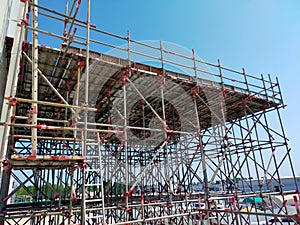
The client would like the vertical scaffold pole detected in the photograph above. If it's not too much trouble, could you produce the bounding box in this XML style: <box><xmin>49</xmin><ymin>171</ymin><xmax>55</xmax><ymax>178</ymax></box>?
<box><xmin>97</xmin><ymin>133</ymin><xmax>106</xmax><ymax>224</ymax></box>
<box><xmin>191</xmin><ymin>48</ymin><xmax>207</xmax><ymax>225</ymax></box>
<box><xmin>81</xmin><ymin>0</ymin><xmax>91</xmax><ymax>224</ymax></box>
<box><xmin>159</xmin><ymin>41</ymin><xmax>172</xmax><ymax>197</ymax></box>
<box><xmin>192</xmin><ymin>49</ymin><xmax>209</xmax><ymax>203</ymax></box>
<box><xmin>31</xmin><ymin>0</ymin><xmax>39</xmax><ymax>156</ymax></box>
<box><xmin>124</xmin><ymin>30</ymin><xmax>130</xmax><ymax>222</ymax></box>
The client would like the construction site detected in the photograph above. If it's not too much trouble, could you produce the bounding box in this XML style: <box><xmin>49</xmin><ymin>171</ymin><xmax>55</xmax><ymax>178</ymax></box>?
<box><xmin>0</xmin><ymin>1</ymin><xmax>299</xmax><ymax>225</ymax></box>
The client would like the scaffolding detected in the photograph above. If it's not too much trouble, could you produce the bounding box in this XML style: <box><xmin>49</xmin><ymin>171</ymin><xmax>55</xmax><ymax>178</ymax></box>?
<box><xmin>0</xmin><ymin>1</ymin><xmax>299</xmax><ymax>224</ymax></box>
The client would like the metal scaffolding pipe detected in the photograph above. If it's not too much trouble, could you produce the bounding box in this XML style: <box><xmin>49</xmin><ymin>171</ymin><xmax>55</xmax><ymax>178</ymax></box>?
<box><xmin>31</xmin><ymin>0</ymin><xmax>39</xmax><ymax>156</ymax></box>
<box><xmin>0</xmin><ymin>2</ymin><xmax>296</xmax><ymax>225</ymax></box>
<box><xmin>81</xmin><ymin>0</ymin><xmax>91</xmax><ymax>223</ymax></box>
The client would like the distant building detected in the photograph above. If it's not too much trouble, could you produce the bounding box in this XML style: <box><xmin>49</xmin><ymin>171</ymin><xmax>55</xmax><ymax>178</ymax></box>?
<box><xmin>238</xmin><ymin>176</ymin><xmax>300</xmax><ymax>193</ymax></box>
<box><xmin>191</xmin><ymin>176</ymin><xmax>300</xmax><ymax>193</ymax></box>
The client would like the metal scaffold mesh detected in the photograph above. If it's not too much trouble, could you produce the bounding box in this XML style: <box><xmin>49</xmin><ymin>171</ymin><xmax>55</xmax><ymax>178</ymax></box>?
<box><xmin>0</xmin><ymin>1</ymin><xmax>299</xmax><ymax>225</ymax></box>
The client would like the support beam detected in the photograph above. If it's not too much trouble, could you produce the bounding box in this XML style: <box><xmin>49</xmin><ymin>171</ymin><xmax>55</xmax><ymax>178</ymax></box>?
<box><xmin>31</xmin><ymin>0</ymin><xmax>38</xmax><ymax>155</ymax></box>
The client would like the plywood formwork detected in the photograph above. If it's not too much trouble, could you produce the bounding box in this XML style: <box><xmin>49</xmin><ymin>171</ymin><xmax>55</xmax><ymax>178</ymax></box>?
<box><xmin>0</xmin><ymin>1</ymin><xmax>299</xmax><ymax>225</ymax></box>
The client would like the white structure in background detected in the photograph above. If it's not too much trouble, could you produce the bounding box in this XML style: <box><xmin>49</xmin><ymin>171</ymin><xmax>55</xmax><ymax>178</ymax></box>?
<box><xmin>0</xmin><ymin>0</ymin><xmax>20</xmax><ymax>111</ymax></box>
<box><xmin>0</xmin><ymin>0</ymin><xmax>20</xmax><ymax>120</ymax></box>
<box><xmin>0</xmin><ymin>0</ymin><xmax>21</xmax><ymax>204</ymax></box>
<box><xmin>0</xmin><ymin>0</ymin><xmax>20</xmax><ymax>39</ymax></box>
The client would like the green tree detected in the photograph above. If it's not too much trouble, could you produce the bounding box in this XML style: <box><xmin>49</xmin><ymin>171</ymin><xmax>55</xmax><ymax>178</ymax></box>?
<box><xmin>16</xmin><ymin>185</ymin><xmax>34</xmax><ymax>196</ymax></box>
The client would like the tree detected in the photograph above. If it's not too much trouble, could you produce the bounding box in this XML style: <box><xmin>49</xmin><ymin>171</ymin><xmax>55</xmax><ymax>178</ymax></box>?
<box><xmin>16</xmin><ymin>183</ymin><xmax>71</xmax><ymax>199</ymax></box>
<box><xmin>16</xmin><ymin>185</ymin><xmax>34</xmax><ymax>196</ymax></box>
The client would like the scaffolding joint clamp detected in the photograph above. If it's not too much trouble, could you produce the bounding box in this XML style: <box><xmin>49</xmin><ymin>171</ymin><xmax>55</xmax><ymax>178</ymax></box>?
<box><xmin>21</xmin><ymin>13</ymin><xmax>30</xmax><ymax>27</ymax></box>
<box><xmin>191</xmin><ymin>85</ymin><xmax>199</xmax><ymax>97</ymax></box>
<box><xmin>2</xmin><ymin>160</ymin><xmax>12</xmax><ymax>173</ymax></box>
<box><xmin>8</xmin><ymin>96</ymin><xmax>17</xmax><ymax>106</ymax></box>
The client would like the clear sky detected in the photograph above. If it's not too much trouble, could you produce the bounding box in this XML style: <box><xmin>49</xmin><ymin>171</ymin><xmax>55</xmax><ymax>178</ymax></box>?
<box><xmin>40</xmin><ymin>0</ymin><xmax>300</xmax><ymax>174</ymax></box>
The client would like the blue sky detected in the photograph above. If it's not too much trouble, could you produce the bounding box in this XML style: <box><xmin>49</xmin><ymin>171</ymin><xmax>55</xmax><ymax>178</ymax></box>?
<box><xmin>40</xmin><ymin>0</ymin><xmax>300</xmax><ymax>174</ymax></box>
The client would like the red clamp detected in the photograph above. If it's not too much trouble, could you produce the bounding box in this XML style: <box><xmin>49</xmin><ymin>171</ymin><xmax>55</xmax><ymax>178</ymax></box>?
<box><xmin>2</xmin><ymin>160</ymin><xmax>12</xmax><ymax>173</ymax></box>
<box><xmin>164</xmin><ymin>136</ymin><xmax>170</xmax><ymax>143</ymax></box>
<box><xmin>64</xmin><ymin>18</ymin><xmax>68</xmax><ymax>26</ymax></box>
<box><xmin>242</xmin><ymin>99</ymin><xmax>247</xmax><ymax>110</ymax></box>
<box><xmin>27</xmin><ymin>155</ymin><xmax>37</xmax><ymax>160</ymax></box>
<box><xmin>140</xmin><ymin>99</ymin><xmax>145</xmax><ymax>109</ymax></box>
<box><xmin>8</xmin><ymin>97</ymin><xmax>17</xmax><ymax>106</ymax></box>
<box><xmin>248</xmin><ymin>95</ymin><xmax>254</xmax><ymax>102</ymax></box>
<box><xmin>63</xmin><ymin>28</ymin><xmax>67</xmax><ymax>39</ymax></box>
<box><xmin>223</xmin><ymin>89</ymin><xmax>228</xmax><ymax>98</ymax></box>
<box><xmin>70</xmin><ymin>28</ymin><xmax>77</xmax><ymax>43</ymax></box>
<box><xmin>78</xmin><ymin>162</ymin><xmax>86</xmax><ymax>170</ymax></box>
<box><xmin>192</xmin><ymin>85</ymin><xmax>199</xmax><ymax>97</ymax></box>
<box><xmin>29</xmin><ymin>107</ymin><xmax>38</xmax><ymax>115</ymax></box>
<box><xmin>122</xmin><ymin>70</ymin><xmax>127</xmax><ymax>87</ymax></box>
<box><xmin>294</xmin><ymin>195</ymin><xmax>300</xmax><ymax>211</ymax></box>
<box><xmin>125</xmin><ymin>189</ymin><xmax>133</xmax><ymax>197</ymax></box>
<box><xmin>21</xmin><ymin>13</ymin><xmax>29</xmax><ymax>26</ymax></box>
<box><xmin>22</xmin><ymin>40</ymin><xmax>29</xmax><ymax>52</ymax></box>
<box><xmin>77</xmin><ymin>0</ymin><xmax>81</xmax><ymax>8</ymax></box>
<box><xmin>36</xmin><ymin>124</ymin><xmax>55</xmax><ymax>130</ymax></box>
<box><xmin>10</xmin><ymin>115</ymin><xmax>16</xmax><ymax>123</ymax></box>
<box><xmin>50</xmin><ymin>156</ymin><xmax>59</xmax><ymax>160</ymax></box>
<box><xmin>77</xmin><ymin>58</ymin><xmax>85</xmax><ymax>70</ymax></box>
<box><xmin>100</xmin><ymin>137</ymin><xmax>105</xmax><ymax>144</ymax></box>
